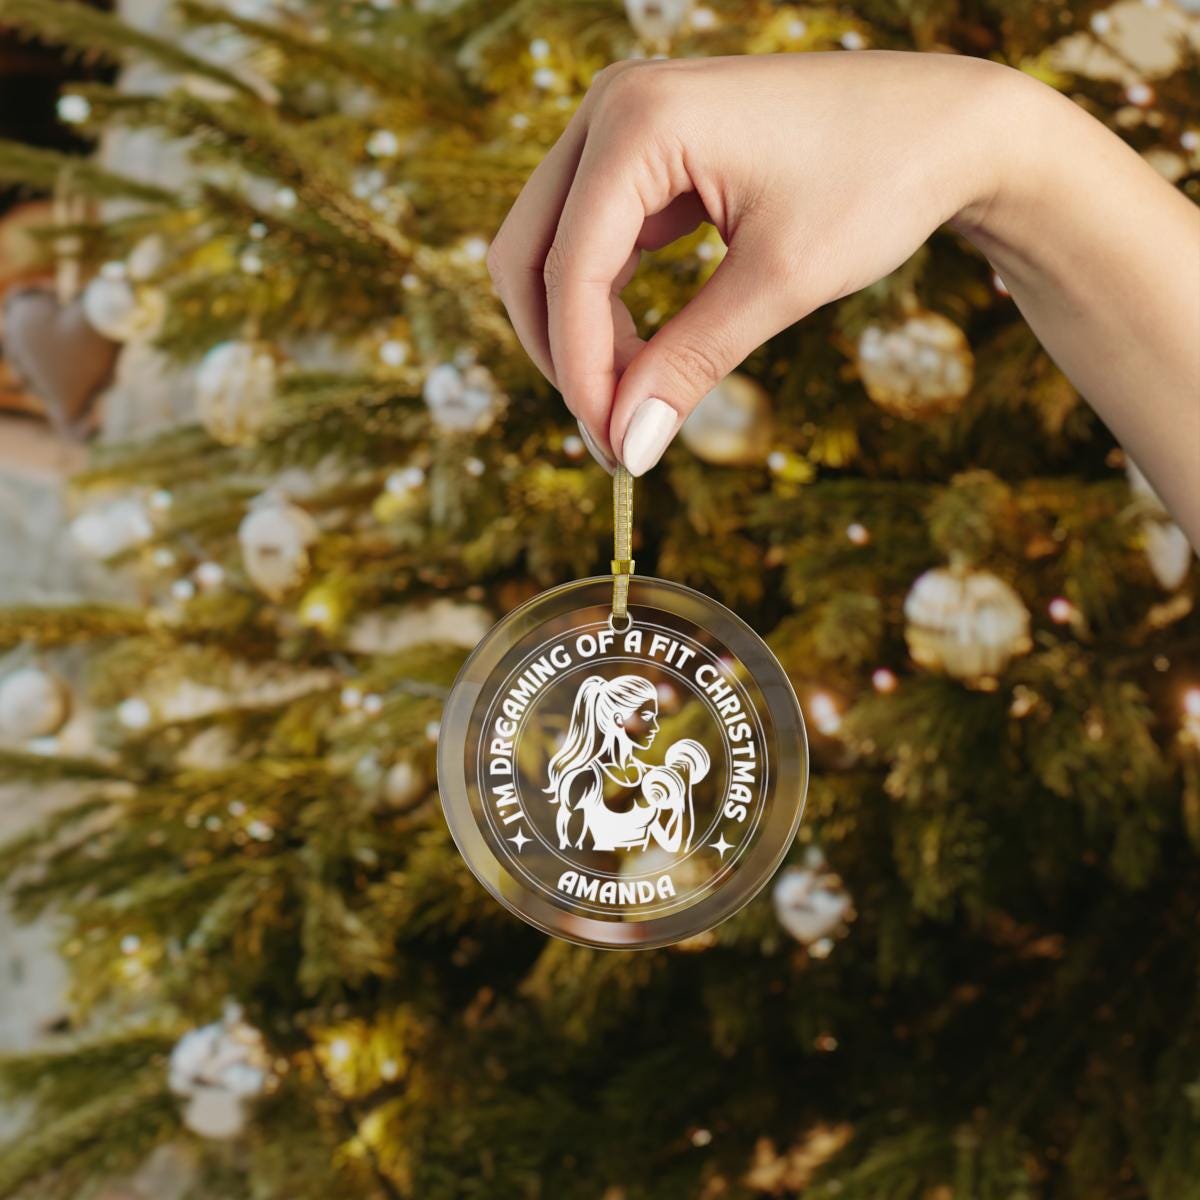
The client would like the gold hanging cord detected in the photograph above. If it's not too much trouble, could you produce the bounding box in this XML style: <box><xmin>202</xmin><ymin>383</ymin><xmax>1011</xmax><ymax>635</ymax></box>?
<box><xmin>611</xmin><ymin>465</ymin><xmax>634</xmax><ymax>625</ymax></box>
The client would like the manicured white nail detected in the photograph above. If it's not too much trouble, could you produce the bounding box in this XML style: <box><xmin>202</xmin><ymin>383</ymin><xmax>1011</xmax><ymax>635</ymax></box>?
<box><xmin>577</xmin><ymin>419</ymin><xmax>616</xmax><ymax>474</ymax></box>
<box><xmin>621</xmin><ymin>397</ymin><xmax>678</xmax><ymax>477</ymax></box>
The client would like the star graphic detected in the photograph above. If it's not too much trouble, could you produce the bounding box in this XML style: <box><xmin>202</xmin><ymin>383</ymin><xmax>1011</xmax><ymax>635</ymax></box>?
<box><xmin>509</xmin><ymin>828</ymin><xmax>531</xmax><ymax>852</ymax></box>
<box><xmin>710</xmin><ymin>834</ymin><xmax>734</xmax><ymax>859</ymax></box>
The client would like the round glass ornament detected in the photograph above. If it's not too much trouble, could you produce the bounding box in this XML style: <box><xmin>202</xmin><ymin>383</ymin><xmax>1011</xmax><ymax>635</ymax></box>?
<box><xmin>438</xmin><ymin>575</ymin><xmax>808</xmax><ymax>949</ymax></box>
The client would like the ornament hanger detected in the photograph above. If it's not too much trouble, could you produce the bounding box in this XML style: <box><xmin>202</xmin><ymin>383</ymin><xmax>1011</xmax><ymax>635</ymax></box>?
<box><xmin>611</xmin><ymin>465</ymin><xmax>634</xmax><ymax>630</ymax></box>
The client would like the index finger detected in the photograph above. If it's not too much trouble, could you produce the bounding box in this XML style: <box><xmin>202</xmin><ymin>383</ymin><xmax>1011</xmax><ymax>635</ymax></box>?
<box><xmin>545</xmin><ymin>134</ymin><xmax>663</xmax><ymax>452</ymax></box>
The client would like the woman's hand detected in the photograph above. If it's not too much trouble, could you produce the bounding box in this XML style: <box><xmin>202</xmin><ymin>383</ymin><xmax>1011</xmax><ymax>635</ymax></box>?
<box><xmin>486</xmin><ymin>51</ymin><xmax>1200</xmax><ymax>543</ymax></box>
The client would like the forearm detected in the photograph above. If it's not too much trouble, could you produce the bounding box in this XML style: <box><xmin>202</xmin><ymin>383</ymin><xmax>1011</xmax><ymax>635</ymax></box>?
<box><xmin>950</xmin><ymin>68</ymin><xmax>1200</xmax><ymax>546</ymax></box>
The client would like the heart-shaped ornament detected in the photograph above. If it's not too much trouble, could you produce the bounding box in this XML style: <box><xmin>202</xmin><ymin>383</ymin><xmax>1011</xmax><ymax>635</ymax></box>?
<box><xmin>3</xmin><ymin>285</ymin><xmax>119</xmax><ymax>436</ymax></box>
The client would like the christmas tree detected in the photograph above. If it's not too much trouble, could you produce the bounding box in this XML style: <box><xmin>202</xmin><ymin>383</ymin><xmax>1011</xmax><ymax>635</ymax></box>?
<box><xmin>1</xmin><ymin>1</ymin><xmax>1198</xmax><ymax>1197</ymax></box>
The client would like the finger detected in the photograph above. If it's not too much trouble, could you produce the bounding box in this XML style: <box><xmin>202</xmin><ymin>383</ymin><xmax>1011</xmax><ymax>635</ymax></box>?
<box><xmin>546</xmin><ymin>135</ymin><xmax>672</xmax><ymax>449</ymax></box>
<box><xmin>578</xmin><ymin>288</ymin><xmax>646</xmax><ymax>474</ymax></box>
<box><xmin>611</xmin><ymin>233</ymin><xmax>799</xmax><ymax>476</ymax></box>
<box><xmin>486</xmin><ymin>113</ymin><xmax>592</xmax><ymax>388</ymax></box>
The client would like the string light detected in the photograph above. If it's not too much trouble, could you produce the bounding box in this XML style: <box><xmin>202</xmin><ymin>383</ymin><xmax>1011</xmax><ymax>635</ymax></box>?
<box><xmin>379</xmin><ymin>338</ymin><xmax>409</xmax><ymax>367</ymax></box>
<box><xmin>341</xmin><ymin>686</ymin><xmax>363</xmax><ymax>710</ymax></box>
<box><xmin>366</xmin><ymin>129</ymin><xmax>400</xmax><ymax>158</ymax></box>
<box><xmin>1125</xmin><ymin>82</ymin><xmax>1154</xmax><ymax>108</ymax></box>
<box><xmin>57</xmin><ymin>94</ymin><xmax>91</xmax><ymax>124</ymax></box>
<box><xmin>195</xmin><ymin>562</ymin><xmax>225</xmax><ymax>590</ymax></box>
<box><xmin>1183</xmin><ymin>688</ymin><xmax>1200</xmax><ymax>740</ymax></box>
<box><xmin>1048</xmin><ymin>597</ymin><xmax>1074</xmax><ymax>624</ymax></box>
<box><xmin>329</xmin><ymin>1038</ymin><xmax>352</xmax><ymax>1064</ymax></box>
<box><xmin>871</xmin><ymin>668</ymin><xmax>898</xmax><ymax>694</ymax></box>
<box><xmin>117</xmin><ymin>697</ymin><xmax>152</xmax><ymax>730</ymax></box>
<box><xmin>846</xmin><ymin>522</ymin><xmax>870</xmax><ymax>546</ymax></box>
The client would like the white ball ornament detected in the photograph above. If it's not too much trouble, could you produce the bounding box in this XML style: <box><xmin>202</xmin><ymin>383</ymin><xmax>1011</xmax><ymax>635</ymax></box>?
<box><xmin>679</xmin><ymin>372</ymin><xmax>773</xmax><ymax>467</ymax></box>
<box><xmin>82</xmin><ymin>265</ymin><xmax>165</xmax><ymax>342</ymax></box>
<box><xmin>195</xmin><ymin>341</ymin><xmax>280</xmax><ymax>446</ymax></box>
<box><xmin>904</xmin><ymin>564</ymin><xmax>1032</xmax><ymax>684</ymax></box>
<box><xmin>0</xmin><ymin>667</ymin><xmax>71</xmax><ymax>740</ymax></box>
<box><xmin>384</xmin><ymin>759</ymin><xmax>426</xmax><ymax>809</ymax></box>
<box><xmin>625</xmin><ymin>0</ymin><xmax>693</xmax><ymax>44</ymax></box>
<box><xmin>70</xmin><ymin>497</ymin><xmax>154</xmax><ymax>560</ymax></box>
<box><xmin>169</xmin><ymin>1003</ymin><xmax>275</xmax><ymax>1140</ymax></box>
<box><xmin>238</xmin><ymin>498</ymin><xmax>319</xmax><ymax>600</ymax></box>
<box><xmin>772</xmin><ymin>851</ymin><xmax>855</xmax><ymax>948</ymax></box>
<box><xmin>422</xmin><ymin>361</ymin><xmax>502</xmax><ymax>434</ymax></box>
<box><xmin>857</xmin><ymin>310</ymin><xmax>974</xmax><ymax>419</ymax></box>
<box><xmin>1126</xmin><ymin>460</ymin><xmax>1193</xmax><ymax>590</ymax></box>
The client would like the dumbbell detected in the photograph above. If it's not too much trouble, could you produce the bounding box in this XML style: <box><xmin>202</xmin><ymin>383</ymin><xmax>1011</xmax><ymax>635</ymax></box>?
<box><xmin>664</xmin><ymin>738</ymin><xmax>710</xmax><ymax>785</ymax></box>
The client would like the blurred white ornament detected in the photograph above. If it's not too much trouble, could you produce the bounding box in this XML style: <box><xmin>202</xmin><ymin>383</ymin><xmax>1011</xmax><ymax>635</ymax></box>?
<box><xmin>531</xmin><ymin>67</ymin><xmax>558</xmax><ymax>90</ymax></box>
<box><xmin>0</xmin><ymin>667</ymin><xmax>71</xmax><ymax>740</ymax></box>
<box><xmin>346</xmin><ymin>598</ymin><xmax>493</xmax><ymax>654</ymax></box>
<box><xmin>625</xmin><ymin>0</ymin><xmax>693</xmax><ymax>44</ymax></box>
<box><xmin>169</xmin><ymin>1003</ymin><xmax>275</xmax><ymax>1141</ymax></box>
<box><xmin>904</xmin><ymin>565</ymin><xmax>1032</xmax><ymax>683</ymax></box>
<box><xmin>680</xmin><ymin>372</ymin><xmax>773</xmax><ymax>466</ymax></box>
<box><xmin>772</xmin><ymin>851</ymin><xmax>854</xmax><ymax>947</ymax></box>
<box><xmin>82</xmin><ymin>265</ymin><xmax>166</xmax><ymax>342</ymax></box>
<box><xmin>70</xmin><ymin>497</ymin><xmax>154</xmax><ymax>560</ymax></box>
<box><xmin>171</xmin><ymin>579</ymin><xmax>197</xmax><ymax>602</ymax></box>
<box><xmin>422</xmin><ymin>361</ymin><xmax>502</xmax><ymax>433</ymax></box>
<box><xmin>196</xmin><ymin>341</ymin><xmax>279</xmax><ymax>446</ymax></box>
<box><xmin>1126</xmin><ymin>460</ymin><xmax>1193</xmax><ymax>589</ymax></box>
<box><xmin>857</xmin><ymin>311</ymin><xmax>974</xmax><ymax>419</ymax></box>
<box><xmin>127</xmin><ymin>235</ymin><xmax>166</xmax><ymax>280</ymax></box>
<box><xmin>239</xmin><ymin>251</ymin><xmax>264</xmax><ymax>275</ymax></box>
<box><xmin>238</xmin><ymin>498</ymin><xmax>319</xmax><ymax>600</ymax></box>
<box><xmin>274</xmin><ymin>187</ymin><xmax>298</xmax><ymax>211</ymax></box>
<box><xmin>840</xmin><ymin>30</ymin><xmax>866</xmax><ymax>49</ymax></box>
<box><xmin>384</xmin><ymin>759</ymin><xmax>426</xmax><ymax>808</ymax></box>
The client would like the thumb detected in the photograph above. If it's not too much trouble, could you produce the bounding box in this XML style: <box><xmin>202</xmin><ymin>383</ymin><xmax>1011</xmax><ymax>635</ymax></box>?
<box><xmin>609</xmin><ymin>235</ymin><xmax>797</xmax><ymax>476</ymax></box>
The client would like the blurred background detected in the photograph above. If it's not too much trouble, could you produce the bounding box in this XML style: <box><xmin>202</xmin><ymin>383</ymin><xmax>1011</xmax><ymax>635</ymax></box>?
<box><xmin>0</xmin><ymin>1</ymin><xmax>1197</xmax><ymax>1197</ymax></box>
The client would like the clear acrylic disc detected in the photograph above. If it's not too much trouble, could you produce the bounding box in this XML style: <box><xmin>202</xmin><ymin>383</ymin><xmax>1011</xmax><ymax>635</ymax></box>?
<box><xmin>438</xmin><ymin>576</ymin><xmax>808</xmax><ymax>949</ymax></box>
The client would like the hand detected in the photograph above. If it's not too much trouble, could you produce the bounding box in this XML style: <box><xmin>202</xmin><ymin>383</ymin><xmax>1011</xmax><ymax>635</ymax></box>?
<box><xmin>487</xmin><ymin>51</ymin><xmax>1012</xmax><ymax>473</ymax></box>
<box><xmin>488</xmin><ymin>52</ymin><xmax>1200</xmax><ymax>545</ymax></box>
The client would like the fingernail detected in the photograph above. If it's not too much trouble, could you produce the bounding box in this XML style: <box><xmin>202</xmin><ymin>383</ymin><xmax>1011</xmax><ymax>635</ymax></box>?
<box><xmin>621</xmin><ymin>397</ymin><xmax>678</xmax><ymax>477</ymax></box>
<box><xmin>577</xmin><ymin>419</ymin><xmax>616</xmax><ymax>474</ymax></box>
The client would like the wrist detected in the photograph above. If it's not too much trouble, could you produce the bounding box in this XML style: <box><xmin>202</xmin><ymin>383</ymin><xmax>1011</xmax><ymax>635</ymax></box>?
<box><xmin>947</xmin><ymin>63</ymin><xmax>1062</xmax><ymax>242</ymax></box>
<box><xmin>947</xmin><ymin>65</ymin><xmax>1106</xmax><ymax>288</ymax></box>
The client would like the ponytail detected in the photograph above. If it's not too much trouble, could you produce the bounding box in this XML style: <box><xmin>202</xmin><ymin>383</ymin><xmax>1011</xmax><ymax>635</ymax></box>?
<box><xmin>545</xmin><ymin>675</ymin><xmax>607</xmax><ymax>793</ymax></box>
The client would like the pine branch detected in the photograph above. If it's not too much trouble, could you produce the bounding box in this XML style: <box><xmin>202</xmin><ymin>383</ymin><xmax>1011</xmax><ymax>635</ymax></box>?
<box><xmin>0</xmin><ymin>0</ymin><xmax>258</xmax><ymax>95</ymax></box>
<box><xmin>0</xmin><ymin>139</ymin><xmax>175</xmax><ymax>205</ymax></box>
<box><xmin>0</xmin><ymin>605</ymin><xmax>147</xmax><ymax>649</ymax></box>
